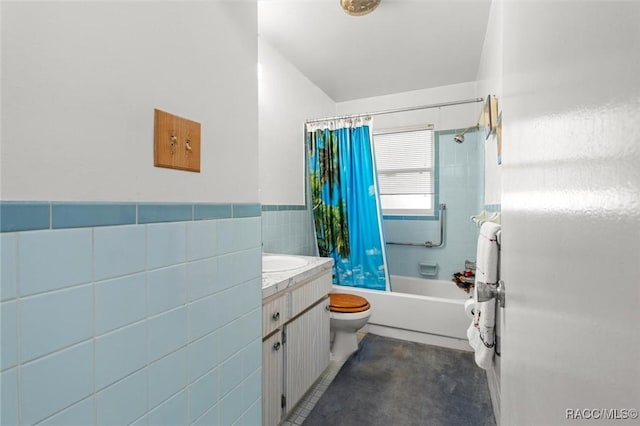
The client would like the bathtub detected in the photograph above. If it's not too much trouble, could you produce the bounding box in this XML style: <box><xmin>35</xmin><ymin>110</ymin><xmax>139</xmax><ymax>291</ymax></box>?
<box><xmin>333</xmin><ymin>275</ymin><xmax>473</xmax><ymax>351</ymax></box>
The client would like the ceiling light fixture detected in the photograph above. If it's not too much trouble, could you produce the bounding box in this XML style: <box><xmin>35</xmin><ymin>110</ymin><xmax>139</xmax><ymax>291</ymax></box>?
<box><xmin>340</xmin><ymin>0</ymin><xmax>381</xmax><ymax>17</ymax></box>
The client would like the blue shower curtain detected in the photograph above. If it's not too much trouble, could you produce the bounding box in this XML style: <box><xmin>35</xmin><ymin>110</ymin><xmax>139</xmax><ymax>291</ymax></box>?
<box><xmin>306</xmin><ymin>118</ymin><xmax>389</xmax><ymax>291</ymax></box>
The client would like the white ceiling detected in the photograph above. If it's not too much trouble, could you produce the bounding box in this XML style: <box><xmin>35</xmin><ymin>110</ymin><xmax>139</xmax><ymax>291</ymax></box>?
<box><xmin>258</xmin><ymin>0</ymin><xmax>492</xmax><ymax>102</ymax></box>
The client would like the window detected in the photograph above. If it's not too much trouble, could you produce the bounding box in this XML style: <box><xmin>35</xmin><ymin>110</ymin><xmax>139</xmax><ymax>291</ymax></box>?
<box><xmin>373</xmin><ymin>126</ymin><xmax>435</xmax><ymax>216</ymax></box>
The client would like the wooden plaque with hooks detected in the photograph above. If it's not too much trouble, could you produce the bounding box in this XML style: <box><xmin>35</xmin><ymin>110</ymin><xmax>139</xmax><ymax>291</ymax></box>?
<box><xmin>154</xmin><ymin>109</ymin><xmax>201</xmax><ymax>172</ymax></box>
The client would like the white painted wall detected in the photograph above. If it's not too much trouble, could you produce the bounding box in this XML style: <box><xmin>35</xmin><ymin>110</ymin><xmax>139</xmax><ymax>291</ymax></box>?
<box><xmin>476</xmin><ymin>1</ymin><xmax>503</xmax><ymax>206</ymax></box>
<box><xmin>336</xmin><ymin>81</ymin><xmax>481</xmax><ymax>132</ymax></box>
<box><xmin>500</xmin><ymin>1</ymin><xmax>640</xmax><ymax>424</ymax></box>
<box><xmin>1</xmin><ymin>1</ymin><xmax>258</xmax><ymax>202</ymax></box>
<box><xmin>258</xmin><ymin>38</ymin><xmax>335</xmax><ymax>205</ymax></box>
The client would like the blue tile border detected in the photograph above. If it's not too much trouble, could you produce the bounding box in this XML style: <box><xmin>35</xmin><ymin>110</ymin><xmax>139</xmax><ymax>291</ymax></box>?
<box><xmin>261</xmin><ymin>205</ymin><xmax>307</xmax><ymax>212</ymax></box>
<box><xmin>138</xmin><ymin>203</ymin><xmax>193</xmax><ymax>224</ymax></box>
<box><xmin>0</xmin><ymin>202</ymin><xmax>50</xmax><ymax>232</ymax></box>
<box><xmin>194</xmin><ymin>204</ymin><xmax>232</xmax><ymax>220</ymax></box>
<box><xmin>52</xmin><ymin>203</ymin><xmax>136</xmax><ymax>229</ymax></box>
<box><xmin>232</xmin><ymin>204</ymin><xmax>262</xmax><ymax>218</ymax></box>
<box><xmin>0</xmin><ymin>202</ymin><xmax>261</xmax><ymax>232</ymax></box>
<box><xmin>484</xmin><ymin>203</ymin><xmax>502</xmax><ymax>212</ymax></box>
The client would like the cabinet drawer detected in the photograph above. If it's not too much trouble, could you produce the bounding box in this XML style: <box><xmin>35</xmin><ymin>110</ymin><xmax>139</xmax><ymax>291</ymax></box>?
<box><xmin>263</xmin><ymin>294</ymin><xmax>287</xmax><ymax>337</ymax></box>
<box><xmin>290</xmin><ymin>273</ymin><xmax>332</xmax><ymax>318</ymax></box>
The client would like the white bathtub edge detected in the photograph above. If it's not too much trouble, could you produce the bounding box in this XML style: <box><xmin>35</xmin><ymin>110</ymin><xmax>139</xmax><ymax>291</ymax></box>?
<box><xmin>333</xmin><ymin>284</ymin><xmax>470</xmax><ymax>340</ymax></box>
<box><xmin>366</xmin><ymin>324</ymin><xmax>473</xmax><ymax>352</ymax></box>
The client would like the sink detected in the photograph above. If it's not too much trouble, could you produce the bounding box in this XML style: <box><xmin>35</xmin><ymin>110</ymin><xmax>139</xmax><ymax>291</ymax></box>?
<box><xmin>263</xmin><ymin>255</ymin><xmax>309</xmax><ymax>273</ymax></box>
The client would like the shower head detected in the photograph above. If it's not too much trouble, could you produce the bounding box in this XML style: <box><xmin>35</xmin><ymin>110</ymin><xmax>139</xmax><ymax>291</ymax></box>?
<box><xmin>453</xmin><ymin>124</ymin><xmax>479</xmax><ymax>144</ymax></box>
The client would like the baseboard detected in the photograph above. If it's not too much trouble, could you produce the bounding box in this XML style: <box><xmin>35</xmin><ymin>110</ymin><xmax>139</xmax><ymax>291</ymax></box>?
<box><xmin>366</xmin><ymin>324</ymin><xmax>473</xmax><ymax>352</ymax></box>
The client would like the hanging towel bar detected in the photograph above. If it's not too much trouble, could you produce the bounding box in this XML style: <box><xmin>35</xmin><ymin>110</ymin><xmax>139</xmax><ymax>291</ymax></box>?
<box><xmin>386</xmin><ymin>204</ymin><xmax>446</xmax><ymax>248</ymax></box>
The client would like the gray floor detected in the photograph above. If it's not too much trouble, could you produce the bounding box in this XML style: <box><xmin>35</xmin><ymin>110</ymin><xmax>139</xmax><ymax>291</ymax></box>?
<box><xmin>302</xmin><ymin>334</ymin><xmax>496</xmax><ymax>426</ymax></box>
<box><xmin>281</xmin><ymin>360</ymin><xmax>346</xmax><ymax>426</ymax></box>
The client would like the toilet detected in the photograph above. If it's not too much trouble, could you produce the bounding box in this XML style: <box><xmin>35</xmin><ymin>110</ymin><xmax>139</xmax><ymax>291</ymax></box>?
<box><xmin>328</xmin><ymin>293</ymin><xmax>372</xmax><ymax>361</ymax></box>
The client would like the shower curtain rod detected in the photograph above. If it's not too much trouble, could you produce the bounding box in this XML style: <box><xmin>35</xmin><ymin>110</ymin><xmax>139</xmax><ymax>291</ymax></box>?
<box><xmin>305</xmin><ymin>97</ymin><xmax>484</xmax><ymax>124</ymax></box>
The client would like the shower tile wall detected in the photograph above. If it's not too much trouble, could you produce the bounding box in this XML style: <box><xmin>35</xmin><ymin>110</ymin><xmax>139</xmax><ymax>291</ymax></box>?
<box><xmin>0</xmin><ymin>202</ymin><xmax>262</xmax><ymax>426</ymax></box>
<box><xmin>383</xmin><ymin>130</ymin><xmax>484</xmax><ymax>281</ymax></box>
<box><xmin>262</xmin><ymin>207</ymin><xmax>316</xmax><ymax>256</ymax></box>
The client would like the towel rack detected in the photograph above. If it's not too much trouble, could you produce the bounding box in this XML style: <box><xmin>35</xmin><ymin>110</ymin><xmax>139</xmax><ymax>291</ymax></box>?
<box><xmin>471</xmin><ymin>211</ymin><xmax>501</xmax><ymax>227</ymax></box>
<box><xmin>386</xmin><ymin>204</ymin><xmax>446</xmax><ymax>248</ymax></box>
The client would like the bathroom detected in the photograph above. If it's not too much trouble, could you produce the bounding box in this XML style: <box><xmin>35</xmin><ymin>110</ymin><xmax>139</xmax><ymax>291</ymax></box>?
<box><xmin>1</xmin><ymin>1</ymin><xmax>639</xmax><ymax>426</ymax></box>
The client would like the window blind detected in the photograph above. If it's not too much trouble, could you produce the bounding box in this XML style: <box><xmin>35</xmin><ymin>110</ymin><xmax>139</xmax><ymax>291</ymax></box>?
<box><xmin>373</xmin><ymin>128</ymin><xmax>434</xmax><ymax>213</ymax></box>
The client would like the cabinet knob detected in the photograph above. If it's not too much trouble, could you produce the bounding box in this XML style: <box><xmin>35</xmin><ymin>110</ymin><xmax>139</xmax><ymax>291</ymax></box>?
<box><xmin>273</xmin><ymin>342</ymin><xmax>281</xmax><ymax>351</ymax></box>
<box><xmin>272</xmin><ymin>312</ymin><xmax>280</xmax><ymax>321</ymax></box>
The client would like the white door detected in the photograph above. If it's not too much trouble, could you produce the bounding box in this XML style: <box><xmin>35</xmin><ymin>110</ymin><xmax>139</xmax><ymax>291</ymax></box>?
<box><xmin>499</xmin><ymin>2</ymin><xmax>640</xmax><ymax>425</ymax></box>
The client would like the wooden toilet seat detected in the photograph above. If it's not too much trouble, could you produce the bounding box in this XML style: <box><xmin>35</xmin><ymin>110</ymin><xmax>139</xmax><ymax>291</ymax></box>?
<box><xmin>328</xmin><ymin>293</ymin><xmax>370</xmax><ymax>313</ymax></box>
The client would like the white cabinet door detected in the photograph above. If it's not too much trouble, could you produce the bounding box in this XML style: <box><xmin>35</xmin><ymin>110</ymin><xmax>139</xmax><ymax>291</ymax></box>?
<box><xmin>284</xmin><ymin>298</ymin><xmax>330</xmax><ymax>413</ymax></box>
<box><xmin>262</xmin><ymin>332</ymin><xmax>284</xmax><ymax>426</ymax></box>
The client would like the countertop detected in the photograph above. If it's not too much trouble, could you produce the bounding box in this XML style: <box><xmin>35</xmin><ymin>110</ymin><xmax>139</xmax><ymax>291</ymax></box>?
<box><xmin>262</xmin><ymin>254</ymin><xmax>334</xmax><ymax>299</ymax></box>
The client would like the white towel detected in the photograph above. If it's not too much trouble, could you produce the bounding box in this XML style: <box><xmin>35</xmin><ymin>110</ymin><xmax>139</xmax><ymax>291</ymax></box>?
<box><xmin>467</xmin><ymin>222</ymin><xmax>501</xmax><ymax>370</ymax></box>
<box><xmin>477</xmin><ymin>222</ymin><xmax>500</xmax><ymax>283</ymax></box>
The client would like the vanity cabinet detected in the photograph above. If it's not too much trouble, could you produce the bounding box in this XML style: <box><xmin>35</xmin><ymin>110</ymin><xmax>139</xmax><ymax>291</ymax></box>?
<box><xmin>262</xmin><ymin>270</ymin><xmax>332</xmax><ymax>426</ymax></box>
<box><xmin>262</xmin><ymin>331</ymin><xmax>284</xmax><ymax>426</ymax></box>
<box><xmin>285</xmin><ymin>297</ymin><xmax>330</xmax><ymax>411</ymax></box>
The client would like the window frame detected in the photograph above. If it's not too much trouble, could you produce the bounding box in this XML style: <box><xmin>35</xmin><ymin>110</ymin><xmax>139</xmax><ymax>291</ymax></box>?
<box><xmin>373</xmin><ymin>124</ymin><xmax>437</xmax><ymax>218</ymax></box>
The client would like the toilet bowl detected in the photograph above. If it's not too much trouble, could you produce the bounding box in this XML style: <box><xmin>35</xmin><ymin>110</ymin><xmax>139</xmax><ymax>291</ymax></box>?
<box><xmin>328</xmin><ymin>293</ymin><xmax>371</xmax><ymax>361</ymax></box>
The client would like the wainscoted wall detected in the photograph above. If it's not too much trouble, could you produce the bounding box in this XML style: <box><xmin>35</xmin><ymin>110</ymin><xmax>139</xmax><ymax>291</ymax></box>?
<box><xmin>0</xmin><ymin>202</ymin><xmax>262</xmax><ymax>426</ymax></box>
<box><xmin>261</xmin><ymin>206</ymin><xmax>316</xmax><ymax>256</ymax></box>
<box><xmin>383</xmin><ymin>129</ymin><xmax>483</xmax><ymax>282</ymax></box>
<box><xmin>2</xmin><ymin>2</ymin><xmax>261</xmax><ymax>424</ymax></box>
